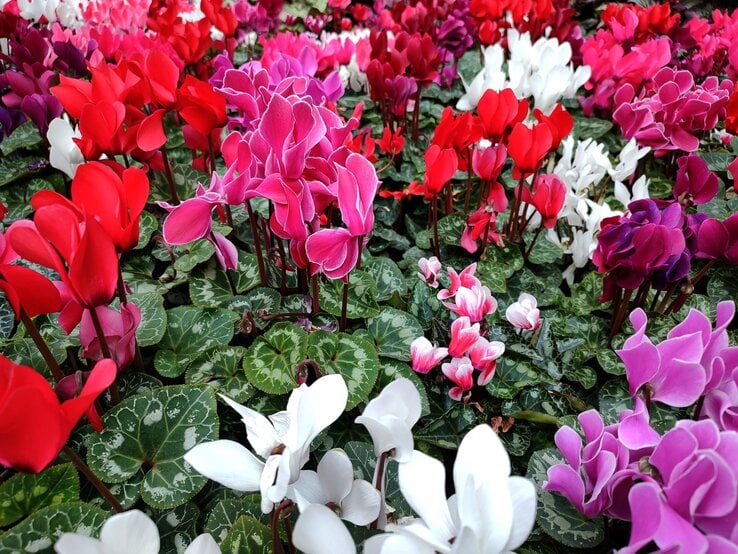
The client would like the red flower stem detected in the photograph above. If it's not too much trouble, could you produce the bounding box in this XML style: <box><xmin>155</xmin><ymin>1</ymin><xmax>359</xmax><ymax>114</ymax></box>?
<box><xmin>523</xmin><ymin>226</ymin><xmax>543</xmax><ymax>262</ymax></box>
<box><xmin>88</xmin><ymin>307</ymin><xmax>120</xmax><ymax>405</ymax></box>
<box><xmin>19</xmin><ymin>309</ymin><xmax>64</xmax><ymax>383</ymax></box>
<box><xmin>270</xmin><ymin>505</ymin><xmax>285</xmax><ymax>554</ymax></box>
<box><xmin>276</xmin><ymin>235</ymin><xmax>288</xmax><ymax>295</ymax></box>
<box><xmin>432</xmin><ymin>197</ymin><xmax>441</xmax><ymax>260</ymax></box>
<box><xmin>311</xmin><ymin>271</ymin><xmax>321</xmax><ymax>315</ymax></box>
<box><xmin>648</xmin><ymin>288</ymin><xmax>663</xmax><ymax>313</ymax></box>
<box><xmin>657</xmin><ymin>282</ymin><xmax>678</xmax><ymax>314</ymax></box>
<box><xmin>283</xmin><ymin>513</ymin><xmax>296</xmax><ymax>554</ymax></box>
<box><xmin>463</xmin><ymin>158</ymin><xmax>473</xmax><ymax>215</ymax></box>
<box><xmin>412</xmin><ymin>88</ymin><xmax>422</xmax><ymax>143</ymax></box>
<box><xmin>356</xmin><ymin>235</ymin><xmax>364</xmax><ymax>270</ymax></box>
<box><xmin>445</xmin><ymin>180</ymin><xmax>453</xmax><ymax>216</ymax></box>
<box><xmin>633</xmin><ymin>281</ymin><xmax>651</xmax><ymax>310</ymax></box>
<box><xmin>340</xmin><ymin>275</ymin><xmax>350</xmax><ymax>332</ymax></box>
<box><xmin>160</xmin><ymin>146</ymin><xmax>179</xmax><ymax>204</ymax></box>
<box><xmin>245</xmin><ymin>201</ymin><xmax>268</xmax><ymax>286</ymax></box>
<box><xmin>117</xmin><ymin>268</ymin><xmax>145</xmax><ymax>375</ymax></box>
<box><xmin>62</xmin><ymin>446</ymin><xmax>123</xmax><ymax>513</ymax></box>
<box><xmin>610</xmin><ymin>288</ymin><xmax>634</xmax><ymax>338</ymax></box>
<box><xmin>691</xmin><ymin>259</ymin><xmax>716</xmax><ymax>288</ymax></box>
<box><xmin>370</xmin><ymin>450</ymin><xmax>390</xmax><ymax>530</ymax></box>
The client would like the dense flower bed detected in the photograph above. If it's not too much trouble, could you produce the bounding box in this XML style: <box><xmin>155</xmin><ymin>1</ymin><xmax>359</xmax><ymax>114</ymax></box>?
<box><xmin>0</xmin><ymin>0</ymin><xmax>737</xmax><ymax>552</ymax></box>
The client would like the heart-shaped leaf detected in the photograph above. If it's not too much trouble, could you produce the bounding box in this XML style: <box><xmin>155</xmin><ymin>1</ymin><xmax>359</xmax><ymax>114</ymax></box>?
<box><xmin>243</xmin><ymin>322</ymin><xmax>306</xmax><ymax>394</ymax></box>
<box><xmin>0</xmin><ymin>464</ymin><xmax>79</xmax><ymax>527</ymax></box>
<box><xmin>365</xmin><ymin>308</ymin><xmax>423</xmax><ymax>361</ymax></box>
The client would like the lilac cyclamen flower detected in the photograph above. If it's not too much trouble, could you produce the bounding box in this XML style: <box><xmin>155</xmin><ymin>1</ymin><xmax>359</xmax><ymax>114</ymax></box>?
<box><xmin>622</xmin><ymin>419</ymin><xmax>738</xmax><ymax>553</ymax></box>
<box><xmin>544</xmin><ymin>399</ymin><xmax>658</xmax><ymax>520</ymax></box>
<box><xmin>505</xmin><ymin>293</ymin><xmax>541</xmax><ymax>331</ymax></box>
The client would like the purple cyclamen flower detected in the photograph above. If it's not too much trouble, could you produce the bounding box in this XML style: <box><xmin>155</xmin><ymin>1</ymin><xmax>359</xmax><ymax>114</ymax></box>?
<box><xmin>673</xmin><ymin>154</ymin><xmax>719</xmax><ymax>206</ymax></box>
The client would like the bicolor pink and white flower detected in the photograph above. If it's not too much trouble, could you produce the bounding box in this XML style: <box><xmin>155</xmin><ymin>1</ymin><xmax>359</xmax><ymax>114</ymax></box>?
<box><xmin>441</xmin><ymin>357</ymin><xmax>475</xmax><ymax>401</ymax></box>
<box><xmin>448</xmin><ymin>316</ymin><xmax>481</xmax><ymax>358</ymax></box>
<box><xmin>505</xmin><ymin>293</ymin><xmax>541</xmax><ymax>331</ymax></box>
<box><xmin>417</xmin><ymin>256</ymin><xmax>442</xmax><ymax>288</ymax></box>
<box><xmin>443</xmin><ymin>284</ymin><xmax>497</xmax><ymax>323</ymax></box>
<box><xmin>468</xmin><ymin>337</ymin><xmax>505</xmax><ymax>385</ymax></box>
<box><xmin>410</xmin><ymin>336</ymin><xmax>448</xmax><ymax>375</ymax></box>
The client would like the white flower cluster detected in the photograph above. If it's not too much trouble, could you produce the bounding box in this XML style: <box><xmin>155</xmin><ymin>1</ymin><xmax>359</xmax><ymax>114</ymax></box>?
<box><xmin>160</xmin><ymin>374</ymin><xmax>536</xmax><ymax>554</ymax></box>
<box><xmin>1</xmin><ymin>0</ymin><xmax>88</xmax><ymax>28</ymax></box>
<box><xmin>457</xmin><ymin>29</ymin><xmax>591</xmax><ymax>115</ymax></box>
<box><xmin>549</xmin><ymin>137</ymin><xmax>651</xmax><ymax>283</ymax></box>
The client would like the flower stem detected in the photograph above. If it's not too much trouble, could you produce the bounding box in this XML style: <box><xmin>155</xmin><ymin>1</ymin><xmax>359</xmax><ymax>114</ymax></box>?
<box><xmin>311</xmin><ymin>272</ymin><xmax>321</xmax><ymax>315</ymax></box>
<box><xmin>431</xmin><ymin>197</ymin><xmax>441</xmax><ymax>260</ymax></box>
<box><xmin>88</xmin><ymin>307</ymin><xmax>120</xmax><ymax>405</ymax></box>
<box><xmin>246</xmin><ymin>201</ymin><xmax>268</xmax><ymax>287</ymax></box>
<box><xmin>370</xmin><ymin>451</ymin><xmax>390</xmax><ymax>530</ymax></box>
<box><xmin>19</xmin><ymin>309</ymin><xmax>65</xmax><ymax>383</ymax></box>
<box><xmin>523</xmin><ymin>226</ymin><xmax>543</xmax><ymax>262</ymax></box>
<box><xmin>340</xmin><ymin>276</ymin><xmax>349</xmax><ymax>332</ymax></box>
<box><xmin>63</xmin><ymin>446</ymin><xmax>123</xmax><ymax>513</ymax></box>
<box><xmin>160</xmin><ymin>146</ymin><xmax>179</xmax><ymax>204</ymax></box>
<box><xmin>270</xmin><ymin>505</ymin><xmax>285</xmax><ymax>554</ymax></box>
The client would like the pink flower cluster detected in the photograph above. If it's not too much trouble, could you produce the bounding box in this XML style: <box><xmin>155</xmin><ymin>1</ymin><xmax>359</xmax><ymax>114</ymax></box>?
<box><xmin>613</xmin><ymin>67</ymin><xmax>733</xmax><ymax>155</ymax></box>
<box><xmin>546</xmin><ymin>303</ymin><xmax>738</xmax><ymax>552</ymax></box>
<box><xmin>162</xmin><ymin>50</ymin><xmax>379</xmax><ymax>280</ymax></box>
<box><xmin>412</xmin><ymin>260</ymin><xmax>503</xmax><ymax>400</ymax></box>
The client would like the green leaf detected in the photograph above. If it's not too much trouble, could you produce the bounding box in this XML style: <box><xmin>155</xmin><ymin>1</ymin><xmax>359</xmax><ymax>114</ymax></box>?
<box><xmin>185</xmin><ymin>346</ymin><xmax>254</xmax><ymax>403</ymax></box>
<box><xmin>135</xmin><ymin>211</ymin><xmax>158</xmax><ymax>250</ymax></box>
<box><xmin>220</xmin><ymin>515</ymin><xmax>272</xmax><ymax>554</ymax></box>
<box><xmin>572</xmin><ymin>116</ymin><xmax>613</xmax><ymax>141</ymax></box>
<box><xmin>238</xmin><ymin>287</ymin><xmax>282</xmax><ymax>329</ymax></box>
<box><xmin>0</xmin><ymin>293</ymin><xmax>15</xmax><ymax>339</ymax></box>
<box><xmin>0</xmin><ymin>464</ymin><xmax>79</xmax><ymax>527</ymax></box>
<box><xmin>243</xmin><ymin>322</ymin><xmax>306</xmax><ymax>394</ymax></box>
<box><xmin>375</xmin><ymin>359</ymin><xmax>430</xmax><ymax>417</ymax></box>
<box><xmin>0</xmin><ymin>178</ymin><xmax>53</xmax><ymax>222</ymax></box>
<box><xmin>559</xmin><ymin>272</ymin><xmax>604</xmax><ymax>316</ymax></box>
<box><xmin>409</xmin><ymin>281</ymin><xmax>443</xmax><ymax>329</ymax></box>
<box><xmin>319</xmin><ymin>270</ymin><xmax>380</xmax><ymax>319</ymax></box>
<box><xmin>596</xmin><ymin>349</ymin><xmax>624</xmax><ymax>376</ymax></box>
<box><xmin>598</xmin><ymin>379</ymin><xmax>631</xmax><ymax>425</ymax></box>
<box><xmin>365</xmin><ymin>308</ymin><xmax>423</xmax><ymax>361</ymax></box>
<box><xmin>205</xmin><ymin>495</ymin><xmax>268</xmax><ymax>543</ymax></box>
<box><xmin>701</xmin><ymin>151</ymin><xmax>734</xmax><ymax>173</ymax></box>
<box><xmin>189</xmin><ymin>253</ymin><xmax>262</xmax><ymax>307</ymax></box>
<box><xmin>129</xmin><ymin>292</ymin><xmax>167</xmax><ymax>347</ymax></box>
<box><xmin>477</xmin><ymin>246</ymin><xmax>524</xmax><ymax>293</ymax></box>
<box><xmin>156</xmin><ymin>307</ymin><xmax>238</xmax><ymax>377</ymax></box>
<box><xmin>153</xmin><ymin>502</ymin><xmax>200</xmax><ymax>553</ymax></box>
<box><xmin>0</xmin><ymin>156</ymin><xmax>43</xmax><ymax>188</ymax></box>
<box><xmin>526</xmin><ymin>237</ymin><xmax>563</xmax><ymax>265</ymax></box>
<box><xmin>173</xmin><ymin>240</ymin><xmax>215</xmax><ymax>272</ymax></box>
<box><xmin>86</xmin><ymin>385</ymin><xmax>219</xmax><ymax>509</ymax></box>
<box><xmin>527</xmin><ymin>449</ymin><xmax>604</xmax><ymax>549</ymax></box>
<box><xmin>486</xmin><ymin>357</ymin><xmax>548</xmax><ymax>399</ymax></box>
<box><xmin>0</xmin><ymin>502</ymin><xmax>107</xmax><ymax>554</ymax></box>
<box><xmin>306</xmin><ymin>331</ymin><xmax>380</xmax><ymax>409</ymax></box>
<box><xmin>1</xmin><ymin>122</ymin><xmax>42</xmax><ymax>156</ymax></box>
<box><xmin>414</xmin><ymin>387</ymin><xmax>478</xmax><ymax>449</ymax></box>
<box><xmin>364</xmin><ymin>257</ymin><xmax>407</xmax><ymax>301</ymax></box>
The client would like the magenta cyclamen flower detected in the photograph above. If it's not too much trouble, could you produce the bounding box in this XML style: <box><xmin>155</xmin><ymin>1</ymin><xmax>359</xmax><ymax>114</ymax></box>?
<box><xmin>467</xmin><ymin>337</ymin><xmax>504</xmax><ymax>385</ymax></box>
<box><xmin>441</xmin><ymin>357</ymin><xmax>475</xmax><ymax>401</ymax></box>
<box><xmin>437</xmin><ymin>263</ymin><xmax>480</xmax><ymax>301</ymax></box>
<box><xmin>410</xmin><ymin>337</ymin><xmax>448</xmax><ymax>374</ymax></box>
<box><xmin>623</xmin><ymin>420</ymin><xmax>738</xmax><ymax>553</ymax></box>
<box><xmin>673</xmin><ymin>154</ymin><xmax>718</xmax><ymax>206</ymax></box>
<box><xmin>544</xmin><ymin>399</ymin><xmax>658</xmax><ymax>520</ymax></box>
<box><xmin>613</xmin><ymin>67</ymin><xmax>733</xmax><ymax>154</ymax></box>
<box><xmin>443</xmin><ymin>284</ymin><xmax>497</xmax><ymax>323</ymax></box>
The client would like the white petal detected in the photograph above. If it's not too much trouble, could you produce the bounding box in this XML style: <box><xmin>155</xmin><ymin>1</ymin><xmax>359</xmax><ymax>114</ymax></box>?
<box><xmin>184</xmin><ymin>534</ymin><xmax>221</xmax><ymax>554</ymax></box>
<box><xmin>398</xmin><ymin>451</ymin><xmax>455</xmax><ymax>542</ymax></box>
<box><xmin>340</xmin><ymin>479</ymin><xmax>381</xmax><ymax>525</ymax></box>
<box><xmin>354</xmin><ymin>414</ymin><xmax>414</xmax><ymax>461</ymax></box>
<box><xmin>54</xmin><ymin>534</ymin><xmax>104</xmax><ymax>554</ymax></box>
<box><xmin>185</xmin><ymin>440</ymin><xmax>264</xmax><ymax>492</ymax></box>
<box><xmin>364</xmin><ymin>531</ymin><xmax>436</xmax><ymax>554</ymax></box>
<box><xmin>100</xmin><ymin>510</ymin><xmax>160</xmax><ymax>554</ymax></box>
<box><xmin>289</xmin><ymin>374</ymin><xmax>348</xmax><ymax>449</ymax></box>
<box><xmin>317</xmin><ymin>449</ymin><xmax>353</xmax><ymax>503</ymax></box>
<box><xmin>503</xmin><ymin>476</ymin><xmax>537</xmax><ymax>551</ymax></box>
<box><xmin>453</xmin><ymin>425</ymin><xmax>510</xmax><ymax>489</ymax></box>
<box><xmin>389</xmin><ymin>521</ymin><xmax>451</xmax><ymax>553</ymax></box>
<box><xmin>292</xmin><ymin>504</ymin><xmax>356</xmax><ymax>554</ymax></box>
<box><xmin>362</xmin><ymin>378</ymin><xmax>421</xmax><ymax>429</ymax></box>
<box><xmin>290</xmin><ymin>470</ymin><xmax>327</xmax><ymax>512</ymax></box>
<box><xmin>219</xmin><ymin>394</ymin><xmax>280</xmax><ymax>458</ymax></box>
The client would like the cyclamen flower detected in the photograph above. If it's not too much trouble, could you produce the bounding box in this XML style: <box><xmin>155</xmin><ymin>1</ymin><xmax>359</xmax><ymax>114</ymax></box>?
<box><xmin>55</xmin><ymin>510</ymin><xmax>220</xmax><ymax>554</ymax></box>
<box><xmin>441</xmin><ymin>357</ymin><xmax>475</xmax><ymax>401</ymax></box>
<box><xmin>365</xmin><ymin>425</ymin><xmax>536</xmax><ymax>553</ymax></box>
<box><xmin>673</xmin><ymin>154</ymin><xmax>718</xmax><ymax>206</ymax></box>
<box><xmin>448</xmin><ymin>316</ymin><xmax>480</xmax><ymax>358</ymax></box>
<box><xmin>505</xmin><ymin>293</ymin><xmax>541</xmax><ymax>331</ymax></box>
<box><xmin>290</xmin><ymin>449</ymin><xmax>380</xmax><ymax>526</ymax></box>
<box><xmin>410</xmin><ymin>337</ymin><xmax>448</xmax><ymax>375</ymax></box>
<box><xmin>417</xmin><ymin>256</ymin><xmax>441</xmax><ymax>288</ymax></box>
<box><xmin>437</xmin><ymin>263</ymin><xmax>481</xmax><ymax>301</ymax></box>
<box><xmin>79</xmin><ymin>304</ymin><xmax>141</xmax><ymax>371</ymax></box>
<box><xmin>467</xmin><ymin>337</ymin><xmax>505</xmax><ymax>386</ymax></box>
<box><xmin>443</xmin><ymin>284</ymin><xmax>497</xmax><ymax>323</ymax></box>
<box><xmin>47</xmin><ymin>115</ymin><xmax>84</xmax><ymax>178</ymax></box>
<box><xmin>185</xmin><ymin>374</ymin><xmax>348</xmax><ymax>513</ymax></box>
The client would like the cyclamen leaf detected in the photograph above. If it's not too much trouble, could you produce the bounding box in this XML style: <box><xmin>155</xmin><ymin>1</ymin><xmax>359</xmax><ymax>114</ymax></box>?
<box><xmin>86</xmin><ymin>385</ymin><xmax>219</xmax><ymax>509</ymax></box>
<box><xmin>366</xmin><ymin>308</ymin><xmax>424</xmax><ymax>362</ymax></box>
<box><xmin>204</xmin><ymin>495</ymin><xmax>270</xmax><ymax>543</ymax></box>
<box><xmin>243</xmin><ymin>322</ymin><xmax>307</xmax><ymax>394</ymax></box>
<box><xmin>0</xmin><ymin>463</ymin><xmax>79</xmax><ymax>527</ymax></box>
<box><xmin>319</xmin><ymin>270</ymin><xmax>380</xmax><ymax>319</ymax></box>
<box><xmin>306</xmin><ymin>331</ymin><xmax>380</xmax><ymax>409</ymax></box>
<box><xmin>364</xmin><ymin>257</ymin><xmax>407</xmax><ymax>302</ymax></box>
<box><xmin>220</xmin><ymin>515</ymin><xmax>272</xmax><ymax>554</ymax></box>
<box><xmin>0</xmin><ymin>501</ymin><xmax>107</xmax><ymax>554</ymax></box>
<box><xmin>153</xmin><ymin>502</ymin><xmax>200</xmax><ymax>554</ymax></box>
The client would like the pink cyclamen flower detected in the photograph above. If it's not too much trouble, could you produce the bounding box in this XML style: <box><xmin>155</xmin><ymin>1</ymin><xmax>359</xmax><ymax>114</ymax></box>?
<box><xmin>437</xmin><ymin>263</ymin><xmax>480</xmax><ymax>301</ymax></box>
<box><xmin>79</xmin><ymin>303</ymin><xmax>141</xmax><ymax>370</ymax></box>
<box><xmin>336</xmin><ymin>153</ymin><xmax>379</xmax><ymax>237</ymax></box>
<box><xmin>443</xmin><ymin>284</ymin><xmax>497</xmax><ymax>323</ymax></box>
<box><xmin>468</xmin><ymin>337</ymin><xmax>505</xmax><ymax>385</ymax></box>
<box><xmin>305</xmin><ymin>227</ymin><xmax>360</xmax><ymax>281</ymax></box>
<box><xmin>417</xmin><ymin>256</ymin><xmax>442</xmax><ymax>288</ymax></box>
<box><xmin>410</xmin><ymin>336</ymin><xmax>448</xmax><ymax>374</ymax></box>
<box><xmin>505</xmin><ymin>293</ymin><xmax>541</xmax><ymax>331</ymax></box>
<box><xmin>441</xmin><ymin>357</ymin><xmax>475</xmax><ymax>401</ymax></box>
<box><xmin>448</xmin><ymin>316</ymin><xmax>481</xmax><ymax>358</ymax></box>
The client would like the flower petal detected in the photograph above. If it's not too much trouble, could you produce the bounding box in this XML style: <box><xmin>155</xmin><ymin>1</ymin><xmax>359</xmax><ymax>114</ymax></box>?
<box><xmin>292</xmin><ymin>504</ymin><xmax>356</xmax><ymax>554</ymax></box>
<box><xmin>184</xmin><ymin>440</ymin><xmax>264</xmax><ymax>492</ymax></box>
<box><xmin>99</xmin><ymin>510</ymin><xmax>160</xmax><ymax>554</ymax></box>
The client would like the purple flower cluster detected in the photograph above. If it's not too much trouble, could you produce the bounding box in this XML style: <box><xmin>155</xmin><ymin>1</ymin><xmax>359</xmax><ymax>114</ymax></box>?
<box><xmin>545</xmin><ymin>302</ymin><xmax>738</xmax><ymax>552</ymax></box>
<box><xmin>594</xmin><ymin>155</ymin><xmax>738</xmax><ymax>303</ymax></box>
<box><xmin>613</xmin><ymin>67</ymin><xmax>733</xmax><ymax>155</ymax></box>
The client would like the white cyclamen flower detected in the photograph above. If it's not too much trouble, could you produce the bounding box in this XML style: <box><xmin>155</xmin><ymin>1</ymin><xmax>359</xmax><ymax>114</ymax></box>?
<box><xmin>355</xmin><ymin>378</ymin><xmax>421</xmax><ymax>463</ymax></box>
<box><xmin>614</xmin><ymin>174</ymin><xmax>650</xmax><ymax>209</ymax></box>
<box><xmin>290</xmin><ymin>448</ymin><xmax>381</xmax><ymax>525</ymax></box>
<box><xmin>292</xmin><ymin>504</ymin><xmax>357</xmax><ymax>554</ymax></box>
<box><xmin>47</xmin><ymin>115</ymin><xmax>84</xmax><ymax>178</ymax></box>
<box><xmin>55</xmin><ymin>510</ymin><xmax>220</xmax><ymax>554</ymax></box>
<box><xmin>554</xmin><ymin>136</ymin><xmax>612</xmax><ymax>198</ymax></box>
<box><xmin>185</xmin><ymin>374</ymin><xmax>348</xmax><ymax>513</ymax></box>
<box><xmin>17</xmin><ymin>0</ymin><xmax>59</xmax><ymax>23</ymax></box>
<box><xmin>609</xmin><ymin>138</ymin><xmax>650</xmax><ymax>184</ymax></box>
<box><xmin>365</xmin><ymin>424</ymin><xmax>536</xmax><ymax>554</ymax></box>
<box><xmin>456</xmin><ymin>44</ymin><xmax>505</xmax><ymax>111</ymax></box>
